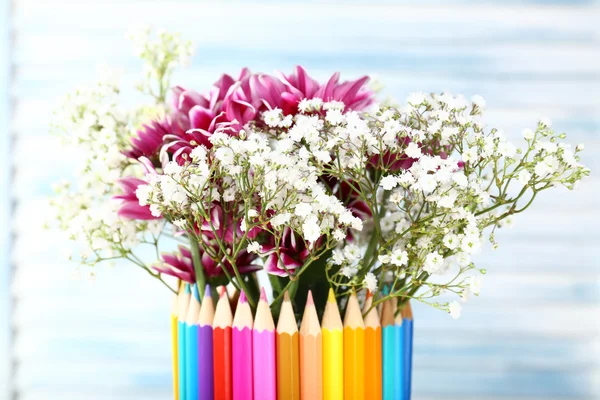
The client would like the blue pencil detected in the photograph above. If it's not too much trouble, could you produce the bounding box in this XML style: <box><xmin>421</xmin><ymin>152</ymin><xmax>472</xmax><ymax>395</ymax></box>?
<box><xmin>402</xmin><ymin>302</ymin><xmax>414</xmax><ymax>400</ymax></box>
<box><xmin>186</xmin><ymin>284</ymin><xmax>201</xmax><ymax>400</ymax></box>
<box><xmin>177</xmin><ymin>283</ymin><xmax>191</xmax><ymax>399</ymax></box>
<box><xmin>381</xmin><ymin>290</ymin><xmax>396</xmax><ymax>400</ymax></box>
<box><xmin>394</xmin><ymin>301</ymin><xmax>405</xmax><ymax>400</ymax></box>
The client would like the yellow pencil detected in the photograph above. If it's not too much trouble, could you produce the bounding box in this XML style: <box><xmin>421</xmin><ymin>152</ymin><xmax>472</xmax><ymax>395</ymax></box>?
<box><xmin>343</xmin><ymin>291</ymin><xmax>365</xmax><ymax>400</ymax></box>
<box><xmin>322</xmin><ymin>288</ymin><xmax>343</xmax><ymax>400</ymax></box>
<box><xmin>171</xmin><ymin>282</ymin><xmax>180</xmax><ymax>400</ymax></box>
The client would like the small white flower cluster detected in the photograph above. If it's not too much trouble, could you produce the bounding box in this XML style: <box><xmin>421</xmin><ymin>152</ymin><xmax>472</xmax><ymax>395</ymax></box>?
<box><xmin>50</xmin><ymin>79</ymin><xmax>163</xmax><ymax>264</ymax></box>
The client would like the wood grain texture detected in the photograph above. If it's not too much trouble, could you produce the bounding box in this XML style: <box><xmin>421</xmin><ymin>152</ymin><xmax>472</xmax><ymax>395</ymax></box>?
<box><xmin>7</xmin><ymin>0</ymin><xmax>600</xmax><ymax>399</ymax></box>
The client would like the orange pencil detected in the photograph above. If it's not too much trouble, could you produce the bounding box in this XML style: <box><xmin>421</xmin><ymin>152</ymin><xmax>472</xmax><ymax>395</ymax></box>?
<box><xmin>363</xmin><ymin>291</ymin><xmax>382</xmax><ymax>400</ymax></box>
<box><xmin>277</xmin><ymin>292</ymin><xmax>300</xmax><ymax>400</ymax></box>
<box><xmin>300</xmin><ymin>290</ymin><xmax>323</xmax><ymax>400</ymax></box>
<box><xmin>213</xmin><ymin>287</ymin><xmax>233</xmax><ymax>400</ymax></box>
<box><xmin>343</xmin><ymin>291</ymin><xmax>365</xmax><ymax>400</ymax></box>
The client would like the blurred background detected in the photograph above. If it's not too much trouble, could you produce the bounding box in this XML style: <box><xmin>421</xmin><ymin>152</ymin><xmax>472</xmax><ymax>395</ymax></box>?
<box><xmin>1</xmin><ymin>0</ymin><xmax>599</xmax><ymax>399</ymax></box>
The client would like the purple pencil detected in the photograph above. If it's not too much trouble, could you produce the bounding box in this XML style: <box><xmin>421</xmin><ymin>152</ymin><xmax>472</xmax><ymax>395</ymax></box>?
<box><xmin>198</xmin><ymin>284</ymin><xmax>214</xmax><ymax>400</ymax></box>
<box><xmin>232</xmin><ymin>291</ymin><xmax>254</xmax><ymax>400</ymax></box>
<box><xmin>253</xmin><ymin>288</ymin><xmax>276</xmax><ymax>400</ymax></box>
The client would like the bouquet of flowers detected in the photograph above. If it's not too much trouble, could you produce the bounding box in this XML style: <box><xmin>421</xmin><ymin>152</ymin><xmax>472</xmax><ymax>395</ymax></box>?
<box><xmin>50</xmin><ymin>28</ymin><xmax>589</xmax><ymax>318</ymax></box>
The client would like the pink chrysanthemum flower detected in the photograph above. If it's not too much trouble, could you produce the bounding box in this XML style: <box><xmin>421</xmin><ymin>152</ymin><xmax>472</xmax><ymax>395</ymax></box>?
<box><xmin>262</xmin><ymin>227</ymin><xmax>311</xmax><ymax>277</ymax></box>
<box><xmin>153</xmin><ymin>244</ymin><xmax>260</xmax><ymax>282</ymax></box>
<box><xmin>114</xmin><ymin>177</ymin><xmax>159</xmax><ymax>220</ymax></box>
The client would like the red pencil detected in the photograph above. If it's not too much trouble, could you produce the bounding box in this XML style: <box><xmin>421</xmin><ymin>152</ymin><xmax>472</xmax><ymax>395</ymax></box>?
<box><xmin>213</xmin><ymin>287</ymin><xmax>233</xmax><ymax>400</ymax></box>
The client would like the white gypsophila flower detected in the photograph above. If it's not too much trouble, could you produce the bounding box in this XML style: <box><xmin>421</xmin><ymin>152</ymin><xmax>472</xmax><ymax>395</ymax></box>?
<box><xmin>333</xmin><ymin>229</ymin><xmax>345</xmax><ymax>241</ymax></box>
<box><xmin>271</xmin><ymin>213</ymin><xmax>291</xmax><ymax>227</ymax></box>
<box><xmin>247</xmin><ymin>209</ymin><xmax>259</xmax><ymax>218</ymax></box>
<box><xmin>498</xmin><ymin>142</ymin><xmax>517</xmax><ymax>158</ymax></box>
<box><xmin>380</xmin><ymin>175</ymin><xmax>398</xmax><ymax>190</ymax></box>
<box><xmin>405</xmin><ymin>142</ymin><xmax>422</xmax><ymax>159</ymax></box>
<box><xmin>540</xmin><ymin>117</ymin><xmax>552</xmax><ymax>128</ymax></box>
<box><xmin>407</xmin><ymin>92</ymin><xmax>426</xmax><ymax>106</ymax></box>
<box><xmin>340</xmin><ymin>265</ymin><xmax>359</xmax><ymax>278</ymax></box>
<box><xmin>390</xmin><ymin>190</ymin><xmax>404</xmax><ymax>205</ymax></box>
<box><xmin>325</xmin><ymin>109</ymin><xmax>345</xmax><ymax>125</ymax></box>
<box><xmin>363</xmin><ymin>272</ymin><xmax>378</xmax><ymax>292</ymax></box>
<box><xmin>424</xmin><ymin>251</ymin><xmax>444</xmax><ymax>274</ymax></box>
<box><xmin>468</xmin><ymin>275</ymin><xmax>482</xmax><ymax>295</ymax></box>
<box><xmin>449</xmin><ymin>301</ymin><xmax>462</xmax><ymax>319</ymax></box>
<box><xmin>576</xmin><ymin>143</ymin><xmax>585</xmax><ymax>151</ymax></box>
<box><xmin>417</xmin><ymin>175</ymin><xmax>437</xmax><ymax>194</ymax></box>
<box><xmin>332</xmin><ymin>249</ymin><xmax>345</xmax><ymax>265</ymax></box>
<box><xmin>443</xmin><ymin>233</ymin><xmax>460</xmax><ymax>250</ymax></box>
<box><xmin>522</xmin><ymin>128</ymin><xmax>534</xmax><ymax>140</ymax></box>
<box><xmin>263</xmin><ymin>108</ymin><xmax>283</xmax><ymax>127</ymax></box>
<box><xmin>172</xmin><ymin>219</ymin><xmax>187</xmax><ymax>229</ymax></box>
<box><xmin>378</xmin><ymin>254</ymin><xmax>392</xmax><ymax>264</ymax></box>
<box><xmin>461</xmin><ymin>234</ymin><xmax>481</xmax><ymax>254</ymax></box>
<box><xmin>518</xmin><ymin>170</ymin><xmax>532</xmax><ymax>185</ymax></box>
<box><xmin>247</xmin><ymin>241</ymin><xmax>262</xmax><ymax>254</ymax></box>
<box><xmin>343</xmin><ymin>244</ymin><xmax>362</xmax><ymax>263</ymax></box>
<box><xmin>294</xmin><ymin>202</ymin><xmax>313</xmax><ymax>217</ymax></box>
<box><xmin>471</xmin><ymin>95</ymin><xmax>486</xmax><ymax>109</ymax></box>
<box><xmin>390</xmin><ymin>249</ymin><xmax>408</xmax><ymax>267</ymax></box>
<box><xmin>302</xmin><ymin>215</ymin><xmax>321</xmax><ymax>243</ymax></box>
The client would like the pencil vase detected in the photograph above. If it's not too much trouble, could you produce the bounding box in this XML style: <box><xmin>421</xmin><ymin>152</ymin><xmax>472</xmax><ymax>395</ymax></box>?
<box><xmin>172</xmin><ymin>284</ymin><xmax>414</xmax><ymax>400</ymax></box>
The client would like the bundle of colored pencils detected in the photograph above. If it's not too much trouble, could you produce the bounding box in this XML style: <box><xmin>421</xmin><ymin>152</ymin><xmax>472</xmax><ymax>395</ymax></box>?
<box><xmin>171</xmin><ymin>283</ymin><xmax>414</xmax><ymax>400</ymax></box>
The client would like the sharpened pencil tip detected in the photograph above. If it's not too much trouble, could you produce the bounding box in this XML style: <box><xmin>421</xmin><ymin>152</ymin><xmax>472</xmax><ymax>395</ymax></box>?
<box><xmin>204</xmin><ymin>284</ymin><xmax>211</xmax><ymax>299</ymax></box>
<box><xmin>239</xmin><ymin>290</ymin><xmax>248</xmax><ymax>304</ymax></box>
<box><xmin>191</xmin><ymin>284</ymin><xmax>200</xmax><ymax>301</ymax></box>
<box><xmin>327</xmin><ymin>288</ymin><xmax>336</xmax><ymax>303</ymax></box>
<box><xmin>366</xmin><ymin>289</ymin><xmax>373</xmax><ymax>299</ymax></box>
<box><xmin>184</xmin><ymin>283</ymin><xmax>191</xmax><ymax>294</ymax></box>
<box><xmin>382</xmin><ymin>285</ymin><xmax>390</xmax><ymax>295</ymax></box>
<box><xmin>219</xmin><ymin>286</ymin><xmax>227</xmax><ymax>299</ymax></box>
<box><xmin>283</xmin><ymin>291</ymin><xmax>290</xmax><ymax>302</ymax></box>
<box><xmin>260</xmin><ymin>287</ymin><xmax>268</xmax><ymax>302</ymax></box>
<box><xmin>306</xmin><ymin>290</ymin><xmax>314</xmax><ymax>306</ymax></box>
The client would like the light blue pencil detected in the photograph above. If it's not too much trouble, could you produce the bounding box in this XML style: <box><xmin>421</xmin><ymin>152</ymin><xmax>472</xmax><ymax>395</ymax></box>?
<box><xmin>402</xmin><ymin>302</ymin><xmax>414</xmax><ymax>400</ymax></box>
<box><xmin>381</xmin><ymin>290</ymin><xmax>396</xmax><ymax>400</ymax></box>
<box><xmin>186</xmin><ymin>284</ymin><xmax>201</xmax><ymax>400</ymax></box>
<box><xmin>177</xmin><ymin>283</ymin><xmax>191</xmax><ymax>399</ymax></box>
<box><xmin>394</xmin><ymin>302</ymin><xmax>405</xmax><ymax>400</ymax></box>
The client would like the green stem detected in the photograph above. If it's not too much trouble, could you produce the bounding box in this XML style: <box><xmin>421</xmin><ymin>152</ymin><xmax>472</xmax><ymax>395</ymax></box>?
<box><xmin>189</xmin><ymin>237</ymin><xmax>207</xmax><ymax>299</ymax></box>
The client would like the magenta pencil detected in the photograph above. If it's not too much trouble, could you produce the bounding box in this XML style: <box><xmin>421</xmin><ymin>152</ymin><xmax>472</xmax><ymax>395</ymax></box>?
<box><xmin>198</xmin><ymin>284</ymin><xmax>214</xmax><ymax>400</ymax></box>
<box><xmin>232</xmin><ymin>290</ymin><xmax>254</xmax><ymax>400</ymax></box>
<box><xmin>253</xmin><ymin>288</ymin><xmax>276</xmax><ymax>400</ymax></box>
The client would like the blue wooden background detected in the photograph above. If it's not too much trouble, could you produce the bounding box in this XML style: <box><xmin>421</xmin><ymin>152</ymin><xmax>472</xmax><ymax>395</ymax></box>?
<box><xmin>3</xmin><ymin>0</ymin><xmax>600</xmax><ymax>399</ymax></box>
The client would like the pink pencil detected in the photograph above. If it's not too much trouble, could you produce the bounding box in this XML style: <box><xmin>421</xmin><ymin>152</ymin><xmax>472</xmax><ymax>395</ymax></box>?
<box><xmin>253</xmin><ymin>288</ymin><xmax>276</xmax><ymax>400</ymax></box>
<box><xmin>232</xmin><ymin>290</ymin><xmax>254</xmax><ymax>400</ymax></box>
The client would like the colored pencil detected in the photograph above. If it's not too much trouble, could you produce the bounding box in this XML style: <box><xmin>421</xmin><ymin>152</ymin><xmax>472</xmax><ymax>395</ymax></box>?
<box><xmin>394</xmin><ymin>300</ymin><xmax>405</xmax><ymax>400</ymax></box>
<box><xmin>177</xmin><ymin>283</ymin><xmax>191</xmax><ymax>400</ymax></box>
<box><xmin>363</xmin><ymin>291</ymin><xmax>382</xmax><ymax>400</ymax></box>
<box><xmin>213</xmin><ymin>287</ymin><xmax>234</xmax><ymax>400</ymax></box>
<box><xmin>230</xmin><ymin>289</ymin><xmax>240</xmax><ymax>314</ymax></box>
<box><xmin>232</xmin><ymin>291</ymin><xmax>254</xmax><ymax>400</ymax></box>
<box><xmin>253</xmin><ymin>288</ymin><xmax>276</xmax><ymax>400</ymax></box>
<box><xmin>380</xmin><ymin>294</ymin><xmax>396</xmax><ymax>400</ymax></box>
<box><xmin>186</xmin><ymin>284</ymin><xmax>201</xmax><ymax>400</ymax></box>
<box><xmin>171</xmin><ymin>285</ymin><xmax>179</xmax><ymax>400</ymax></box>
<box><xmin>343</xmin><ymin>291</ymin><xmax>365</xmax><ymax>400</ymax></box>
<box><xmin>299</xmin><ymin>290</ymin><xmax>323</xmax><ymax>400</ymax></box>
<box><xmin>277</xmin><ymin>291</ymin><xmax>300</xmax><ymax>400</ymax></box>
<box><xmin>198</xmin><ymin>284</ymin><xmax>215</xmax><ymax>400</ymax></box>
<box><xmin>401</xmin><ymin>301</ymin><xmax>414</xmax><ymax>400</ymax></box>
<box><xmin>322</xmin><ymin>288</ymin><xmax>344</xmax><ymax>400</ymax></box>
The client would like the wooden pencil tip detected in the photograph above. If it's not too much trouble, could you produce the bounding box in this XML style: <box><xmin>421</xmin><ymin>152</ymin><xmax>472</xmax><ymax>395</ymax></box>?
<box><xmin>219</xmin><ymin>286</ymin><xmax>228</xmax><ymax>299</ymax></box>
<box><xmin>191</xmin><ymin>284</ymin><xmax>200</xmax><ymax>301</ymax></box>
<box><xmin>327</xmin><ymin>288</ymin><xmax>336</xmax><ymax>303</ymax></box>
<box><xmin>366</xmin><ymin>289</ymin><xmax>373</xmax><ymax>300</ymax></box>
<box><xmin>239</xmin><ymin>290</ymin><xmax>248</xmax><ymax>304</ymax></box>
<box><xmin>204</xmin><ymin>284</ymin><xmax>211</xmax><ymax>299</ymax></box>
<box><xmin>306</xmin><ymin>290</ymin><xmax>314</xmax><ymax>306</ymax></box>
<box><xmin>184</xmin><ymin>283</ymin><xmax>191</xmax><ymax>294</ymax></box>
<box><xmin>260</xmin><ymin>287</ymin><xmax>268</xmax><ymax>302</ymax></box>
<box><xmin>283</xmin><ymin>291</ymin><xmax>290</xmax><ymax>302</ymax></box>
<box><xmin>382</xmin><ymin>285</ymin><xmax>389</xmax><ymax>295</ymax></box>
